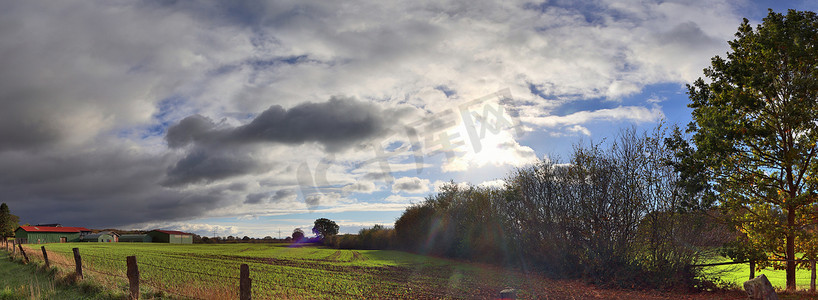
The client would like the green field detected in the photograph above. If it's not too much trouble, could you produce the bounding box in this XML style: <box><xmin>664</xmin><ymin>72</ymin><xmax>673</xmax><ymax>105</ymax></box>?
<box><xmin>20</xmin><ymin>243</ymin><xmax>555</xmax><ymax>299</ymax></box>
<box><xmin>703</xmin><ymin>258</ymin><xmax>816</xmax><ymax>290</ymax></box>
<box><xmin>0</xmin><ymin>250</ymin><xmax>117</xmax><ymax>299</ymax></box>
<box><xmin>15</xmin><ymin>242</ymin><xmax>815</xmax><ymax>298</ymax></box>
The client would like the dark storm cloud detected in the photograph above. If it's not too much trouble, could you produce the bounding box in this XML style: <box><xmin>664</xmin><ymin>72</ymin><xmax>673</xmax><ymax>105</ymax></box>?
<box><xmin>0</xmin><ymin>144</ymin><xmax>230</xmax><ymax>228</ymax></box>
<box><xmin>0</xmin><ymin>0</ymin><xmax>755</xmax><ymax>232</ymax></box>
<box><xmin>236</xmin><ymin>96</ymin><xmax>398</xmax><ymax>151</ymax></box>
<box><xmin>272</xmin><ymin>189</ymin><xmax>296</xmax><ymax>202</ymax></box>
<box><xmin>0</xmin><ymin>95</ymin><xmax>62</xmax><ymax>151</ymax></box>
<box><xmin>162</xmin><ymin>96</ymin><xmax>413</xmax><ymax>186</ymax></box>
<box><xmin>165</xmin><ymin>115</ymin><xmax>221</xmax><ymax>148</ymax></box>
<box><xmin>244</xmin><ymin>193</ymin><xmax>266</xmax><ymax>204</ymax></box>
<box><xmin>244</xmin><ymin>189</ymin><xmax>295</xmax><ymax>204</ymax></box>
<box><xmin>167</xmin><ymin>96</ymin><xmax>410</xmax><ymax>152</ymax></box>
<box><xmin>163</xmin><ymin>149</ymin><xmax>267</xmax><ymax>187</ymax></box>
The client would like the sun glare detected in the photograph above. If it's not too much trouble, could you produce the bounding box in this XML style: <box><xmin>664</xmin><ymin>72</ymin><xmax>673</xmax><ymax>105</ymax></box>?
<box><xmin>442</xmin><ymin>127</ymin><xmax>537</xmax><ymax>172</ymax></box>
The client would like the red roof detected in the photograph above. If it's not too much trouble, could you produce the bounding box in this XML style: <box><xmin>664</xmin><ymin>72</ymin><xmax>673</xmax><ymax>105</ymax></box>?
<box><xmin>19</xmin><ymin>226</ymin><xmax>91</xmax><ymax>233</ymax></box>
<box><xmin>151</xmin><ymin>230</ymin><xmax>192</xmax><ymax>235</ymax></box>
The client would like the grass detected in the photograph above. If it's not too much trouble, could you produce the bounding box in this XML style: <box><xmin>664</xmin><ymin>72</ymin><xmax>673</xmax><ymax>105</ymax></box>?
<box><xmin>14</xmin><ymin>242</ymin><xmax>749</xmax><ymax>299</ymax></box>
<box><xmin>0</xmin><ymin>250</ymin><xmax>118</xmax><ymax>299</ymax></box>
<box><xmin>702</xmin><ymin>256</ymin><xmax>816</xmax><ymax>290</ymax></box>
<box><xmin>24</xmin><ymin>243</ymin><xmax>487</xmax><ymax>299</ymax></box>
<box><xmin>9</xmin><ymin>241</ymin><xmax>818</xmax><ymax>298</ymax></box>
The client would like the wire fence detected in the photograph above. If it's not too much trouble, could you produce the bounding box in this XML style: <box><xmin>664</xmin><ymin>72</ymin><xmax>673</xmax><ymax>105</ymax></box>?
<box><xmin>6</xmin><ymin>239</ymin><xmax>814</xmax><ymax>299</ymax></box>
<box><xmin>3</xmin><ymin>242</ymin><xmax>381</xmax><ymax>300</ymax></box>
<box><xmin>2</xmin><ymin>240</ymin><xmax>512</xmax><ymax>299</ymax></box>
<box><xmin>4</xmin><ymin>244</ymin><xmax>244</xmax><ymax>299</ymax></box>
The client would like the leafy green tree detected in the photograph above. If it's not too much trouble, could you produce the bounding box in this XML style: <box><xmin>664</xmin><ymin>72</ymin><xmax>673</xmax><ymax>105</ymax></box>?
<box><xmin>686</xmin><ymin>9</ymin><xmax>818</xmax><ymax>290</ymax></box>
<box><xmin>0</xmin><ymin>203</ymin><xmax>20</xmax><ymax>240</ymax></box>
<box><xmin>292</xmin><ymin>228</ymin><xmax>305</xmax><ymax>241</ymax></box>
<box><xmin>394</xmin><ymin>202</ymin><xmax>435</xmax><ymax>251</ymax></box>
<box><xmin>312</xmin><ymin>218</ymin><xmax>339</xmax><ymax>239</ymax></box>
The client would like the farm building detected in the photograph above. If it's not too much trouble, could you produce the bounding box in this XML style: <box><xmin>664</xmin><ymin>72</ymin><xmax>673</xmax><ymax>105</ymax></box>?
<box><xmin>119</xmin><ymin>234</ymin><xmax>152</xmax><ymax>243</ymax></box>
<box><xmin>14</xmin><ymin>226</ymin><xmax>91</xmax><ymax>244</ymax></box>
<box><xmin>147</xmin><ymin>230</ymin><xmax>193</xmax><ymax>244</ymax></box>
<box><xmin>81</xmin><ymin>231</ymin><xmax>118</xmax><ymax>242</ymax></box>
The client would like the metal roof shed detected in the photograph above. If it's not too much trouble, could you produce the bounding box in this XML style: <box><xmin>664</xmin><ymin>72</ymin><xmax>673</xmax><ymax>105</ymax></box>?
<box><xmin>14</xmin><ymin>226</ymin><xmax>91</xmax><ymax>244</ymax></box>
<box><xmin>147</xmin><ymin>230</ymin><xmax>193</xmax><ymax>244</ymax></box>
<box><xmin>81</xmin><ymin>231</ymin><xmax>117</xmax><ymax>242</ymax></box>
<box><xmin>119</xmin><ymin>234</ymin><xmax>152</xmax><ymax>243</ymax></box>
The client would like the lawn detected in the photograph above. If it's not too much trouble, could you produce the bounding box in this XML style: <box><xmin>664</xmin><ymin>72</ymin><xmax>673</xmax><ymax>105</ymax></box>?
<box><xmin>703</xmin><ymin>257</ymin><xmax>816</xmax><ymax>290</ymax></box>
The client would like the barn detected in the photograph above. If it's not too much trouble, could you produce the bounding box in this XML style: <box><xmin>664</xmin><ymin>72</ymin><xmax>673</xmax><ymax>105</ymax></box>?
<box><xmin>15</xmin><ymin>226</ymin><xmax>92</xmax><ymax>244</ymax></box>
<box><xmin>81</xmin><ymin>231</ymin><xmax>118</xmax><ymax>242</ymax></box>
<box><xmin>119</xmin><ymin>234</ymin><xmax>152</xmax><ymax>243</ymax></box>
<box><xmin>147</xmin><ymin>230</ymin><xmax>193</xmax><ymax>244</ymax></box>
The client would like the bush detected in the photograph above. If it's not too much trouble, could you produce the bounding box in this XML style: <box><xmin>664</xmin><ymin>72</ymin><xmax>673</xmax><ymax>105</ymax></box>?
<box><xmin>324</xmin><ymin>225</ymin><xmax>396</xmax><ymax>250</ymax></box>
<box><xmin>391</xmin><ymin>126</ymin><xmax>716</xmax><ymax>290</ymax></box>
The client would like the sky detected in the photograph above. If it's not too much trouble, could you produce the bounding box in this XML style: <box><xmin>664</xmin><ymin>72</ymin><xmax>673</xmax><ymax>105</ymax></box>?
<box><xmin>1</xmin><ymin>0</ymin><xmax>815</xmax><ymax>238</ymax></box>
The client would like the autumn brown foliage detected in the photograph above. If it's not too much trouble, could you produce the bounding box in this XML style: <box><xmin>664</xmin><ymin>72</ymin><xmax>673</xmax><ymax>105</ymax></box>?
<box><xmin>394</xmin><ymin>126</ymin><xmax>722</xmax><ymax>290</ymax></box>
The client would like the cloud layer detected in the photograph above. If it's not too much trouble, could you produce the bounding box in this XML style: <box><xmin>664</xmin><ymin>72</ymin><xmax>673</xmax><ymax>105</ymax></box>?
<box><xmin>0</xmin><ymin>0</ymin><xmax>751</xmax><ymax>230</ymax></box>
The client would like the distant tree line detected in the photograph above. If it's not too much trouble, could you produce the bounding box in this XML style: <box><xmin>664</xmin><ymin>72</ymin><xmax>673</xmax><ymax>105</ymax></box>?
<box><xmin>197</xmin><ymin>235</ymin><xmax>286</xmax><ymax>244</ymax></box>
<box><xmin>324</xmin><ymin>224</ymin><xmax>395</xmax><ymax>250</ymax></box>
<box><xmin>195</xmin><ymin>219</ymin><xmax>341</xmax><ymax>244</ymax></box>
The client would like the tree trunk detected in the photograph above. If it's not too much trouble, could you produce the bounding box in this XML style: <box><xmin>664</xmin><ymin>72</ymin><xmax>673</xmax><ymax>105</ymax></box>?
<box><xmin>787</xmin><ymin>206</ymin><xmax>796</xmax><ymax>291</ymax></box>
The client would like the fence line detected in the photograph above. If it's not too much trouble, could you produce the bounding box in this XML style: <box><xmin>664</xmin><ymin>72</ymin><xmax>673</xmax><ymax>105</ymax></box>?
<box><xmin>17</xmin><ymin>243</ymin><xmax>803</xmax><ymax>299</ymax></box>
<box><xmin>5</xmin><ymin>245</ymin><xmax>251</xmax><ymax>300</ymax></box>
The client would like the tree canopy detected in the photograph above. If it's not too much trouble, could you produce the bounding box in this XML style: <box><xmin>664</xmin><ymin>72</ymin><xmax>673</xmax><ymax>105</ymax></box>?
<box><xmin>312</xmin><ymin>218</ymin><xmax>339</xmax><ymax>239</ymax></box>
<box><xmin>292</xmin><ymin>228</ymin><xmax>305</xmax><ymax>241</ymax></box>
<box><xmin>686</xmin><ymin>9</ymin><xmax>818</xmax><ymax>290</ymax></box>
<box><xmin>0</xmin><ymin>203</ymin><xmax>20</xmax><ymax>239</ymax></box>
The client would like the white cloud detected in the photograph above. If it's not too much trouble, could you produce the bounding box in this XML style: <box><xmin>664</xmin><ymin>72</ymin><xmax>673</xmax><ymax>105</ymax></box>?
<box><xmin>127</xmin><ymin>222</ymin><xmax>240</xmax><ymax>237</ymax></box>
<box><xmin>478</xmin><ymin>179</ymin><xmax>506</xmax><ymax>189</ymax></box>
<box><xmin>522</xmin><ymin>105</ymin><xmax>665</xmax><ymax>128</ymax></box>
<box><xmin>0</xmin><ymin>0</ymin><xmax>749</xmax><ymax>228</ymax></box>
<box><xmin>304</xmin><ymin>192</ymin><xmax>356</xmax><ymax>207</ymax></box>
<box><xmin>392</xmin><ymin>177</ymin><xmax>431</xmax><ymax>194</ymax></box>
<box><xmin>433</xmin><ymin>180</ymin><xmax>470</xmax><ymax>193</ymax></box>
<box><xmin>567</xmin><ymin>125</ymin><xmax>592</xmax><ymax>136</ymax></box>
<box><xmin>441</xmin><ymin>130</ymin><xmax>539</xmax><ymax>172</ymax></box>
<box><xmin>384</xmin><ymin>194</ymin><xmax>425</xmax><ymax>203</ymax></box>
<box><xmin>342</xmin><ymin>182</ymin><xmax>378</xmax><ymax>194</ymax></box>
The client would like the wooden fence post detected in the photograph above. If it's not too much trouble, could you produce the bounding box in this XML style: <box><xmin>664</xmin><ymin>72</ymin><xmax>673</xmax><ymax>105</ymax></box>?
<box><xmin>73</xmin><ymin>248</ymin><xmax>83</xmax><ymax>279</ymax></box>
<box><xmin>127</xmin><ymin>256</ymin><xmax>139</xmax><ymax>300</ymax></box>
<box><xmin>240</xmin><ymin>263</ymin><xmax>251</xmax><ymax>300</ymax></box>
<box><xmin>41</xmin><ymin>246</ymin><xmax>49</xmax><ymax>268</ymax></box>
<box><xmin>809</xmin><ymin>259</ymin><xmax>815</xmax><ymax>294</ymax></box>
<box><xmin>17</xmin><ymin>243</ymin><xmax>29</xmax><ymax>263</ymax></box>
<box><xmin>749</xmin><ymin>260</ymin><xmax>755</xmax><ymax>280</ymax></box>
